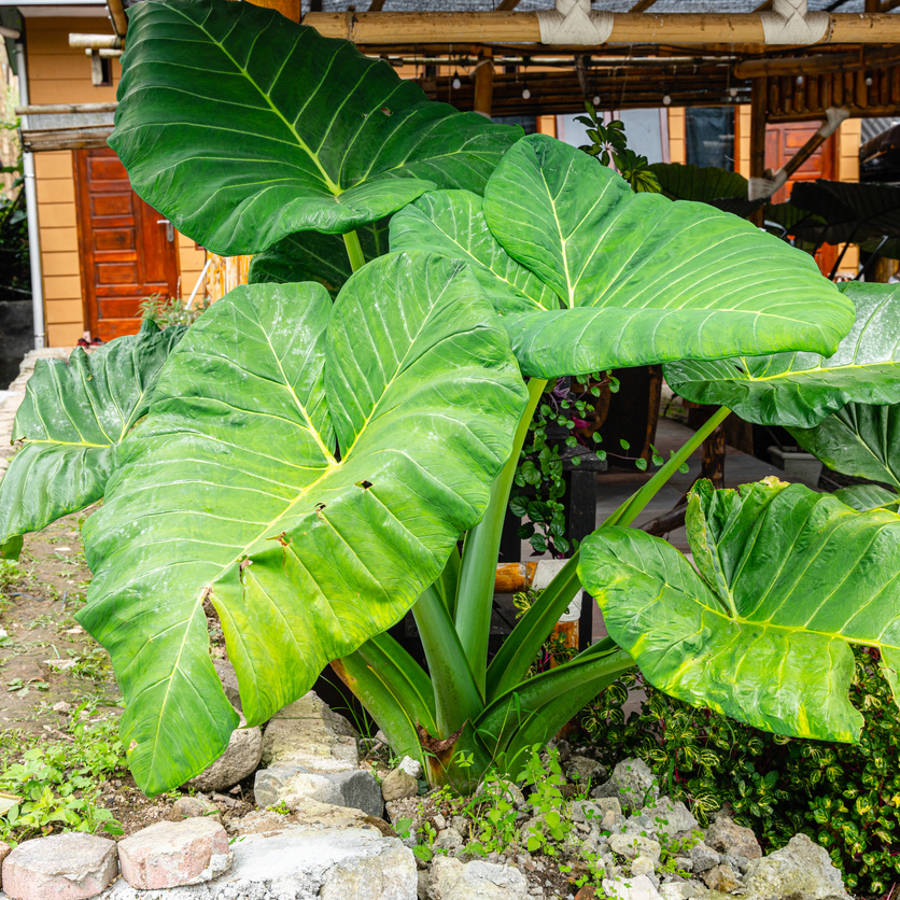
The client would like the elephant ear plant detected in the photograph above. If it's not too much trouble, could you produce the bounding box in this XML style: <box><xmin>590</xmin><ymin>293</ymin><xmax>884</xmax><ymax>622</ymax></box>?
<box><xmin>2</xmin><ymin>0</ymin><xmax>900</xmax><ymax>795</ymax></box>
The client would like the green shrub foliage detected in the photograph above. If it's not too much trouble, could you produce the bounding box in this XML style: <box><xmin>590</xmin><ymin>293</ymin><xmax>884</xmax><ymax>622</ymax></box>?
<box><xmin>580</xmin><ymin>648</ymin><xmax>899</xmax><ymax>897</ymax></box>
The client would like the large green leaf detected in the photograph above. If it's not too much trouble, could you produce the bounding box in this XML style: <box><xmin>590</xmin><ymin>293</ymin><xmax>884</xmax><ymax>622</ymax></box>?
<box><xmin>666</xmin><ymin>283</ymin><xmax>900</xmax><ymax>427</ymax></box>
<box><xmin>0</xmin><ymin>322</ymin><xmax>184</xmax><ymax>549</ymax></box>
<box><xmin>248</xmin><ymin>221</ymin><xmax>389</xmax><ymax>295</ymax></box>
<box><xmin>791</xmin><ymin>402</ymin><xmax>900</xmax><ymax>490</ymax></box>
<box><xmin>110</xmin><ymin>0</ymin><xmax>519</xmax><ymax>256</ymax></box>
<box><xmin>649</xmin><ymin>162</ymin><xmax>761</xmax><ymax>218</ymax></box>
<box><xmin>77</xmin><ymin>252</ymin><xmax>527</xmax><ymax>794</ymax></box>
<box><xmin>579</xmin><ymin>478</ymin><xmax>900</xmax><ymax>743</ymax></box>
<box><xmin>392</xmin><ymin>135</ymin><xmax>854</xmax><ymax>378</ymax></box>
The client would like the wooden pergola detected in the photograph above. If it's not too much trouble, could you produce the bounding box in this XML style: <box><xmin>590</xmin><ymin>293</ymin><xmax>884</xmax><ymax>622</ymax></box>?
<box><xmin>58</xmin><ymin>0</ymin><xmax>900</xmax><ymax>207</ymax></box>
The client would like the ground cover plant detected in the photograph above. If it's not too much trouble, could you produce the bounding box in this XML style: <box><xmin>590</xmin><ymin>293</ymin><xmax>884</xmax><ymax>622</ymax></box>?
<box><xmin>1</xmin><ymin>0</ymin><xmax>899</xmax><ymax>815</ymax></box>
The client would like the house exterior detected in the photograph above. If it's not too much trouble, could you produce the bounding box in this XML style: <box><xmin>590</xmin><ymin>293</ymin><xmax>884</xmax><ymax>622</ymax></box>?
<box><xmin>9</xmin><ymin>0</ymin><xmax>868</xmax><ymax>351</ymax></box>
<box><xmin>16</xmin><ymin>0</ymin><xmax>205</xmax><ymax>346</ymax></box>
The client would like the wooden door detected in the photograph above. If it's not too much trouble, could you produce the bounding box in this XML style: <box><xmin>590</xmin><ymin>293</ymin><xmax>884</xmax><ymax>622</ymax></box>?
<box><xmin>765</xmin><ymin>122</ymin><xmax>838</xmax><ymax>275</ymax></box>
<box><xmin>74</xmin><ymin>147</ymin><xmax>179</xmax><ymax>341</ymax></box>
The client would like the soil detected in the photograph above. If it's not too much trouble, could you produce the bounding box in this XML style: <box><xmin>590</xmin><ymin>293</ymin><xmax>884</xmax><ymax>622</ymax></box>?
<box><xmin>0</xmin><ymin>510</ymin><xmax>256</xmax><ymax>838</ymax></box>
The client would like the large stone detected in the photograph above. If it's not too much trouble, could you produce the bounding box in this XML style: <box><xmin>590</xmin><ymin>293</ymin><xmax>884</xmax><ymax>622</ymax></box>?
<box><xmin>0</xmin><ymin>841</ymin><xmax>9</xmax><ymax>888</ymax></box>
<box><xmin>101</xmin><ymin>826</ymin><xmax>415</xmax><ymax>899</ymax></box>
<box><xmin>118</xmin><ymin>817</ymin><xmax>232</xmax><ymax>889</ymax></box>
<box><xmin>639</xmin><ymin>796</ymin><xmax>699</xmax><ymax>837</ymax></box>
<box><xmin>702</xmin><ymin>863</ymin><xmax>740</xmax><ymax>892</ymax></box>
<box><xmin>742</xmin><ymin>833</ymin><xmax>850</xmax><ymax>900</ymax></box>
<box><xmin>609</xmin><ymin>832</ymin><xmax>662</xmax><ymax>862</ymax></box>
<box><xmin>601</xmin><ymin>873</ymin><xmax>663</xmax><ymax>900</ymax></box>
<box><xmin>254</xmin><ymin>766</ymin><xmax>382</xmax><ymax>817</ymax></box>
<box><xmin>592</xmin><ymin>758</ymin><xmax>660</xmax><ymax>812</ymax></box>
<box><xmin>187</xmin><ymin>724</ymin><xmax>263</xmax><ymax>792</ymax></box>
<box><xmin>261</xmin><ymin>691</ymin><xmax>358</xmax><ymax>769</ymax></box>
<box><xmin>428</xmin><ymin>857</ymin><xmax>528</xmax><ymax>899</ymax></box>
<box><xmin>381</xmin><ymin>768</ymin><xmax>418</xmax><ymax>802</ymax></box>
<box><xmin>171</xmin><ymin>795</ymin><xmax>221</xmax><ymax>822</ymax></box>
<box><xmin>689</xmin><ymin>842</ymin><xmax>720</xmax><ymax>874</ymax></box>
<box><xmin>1</xmin><ymin>832</ymin><xmax>117</xmax><ymax>900</ymax></box>
<box><xmin>705</xmin><ymin>814</ymin><xmax>761</xmax><ymax>860</ymax></box>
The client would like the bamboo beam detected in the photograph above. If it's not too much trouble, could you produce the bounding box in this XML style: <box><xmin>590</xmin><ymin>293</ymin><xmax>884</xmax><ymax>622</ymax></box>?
<box><xmin>496</xmin><ymin>0</ymin><xmax>522</xmax><ymax>11</ymax></box>
<box><xmin>628</xmin><ymin>0</ymin><xmax>657</xmax><ymax>11</ymax></box>
<box><xmin>882</xmin><ymin>0</ymin><xmax>900</xmax><ymax>9</ymax></box>
<box><xmin>106</xmin><ymin>0</ymin><xmax>128</xmax><ymax>38</ymax></box>
<box><xmin>303</xmin><ymin>12</ymin><xmax>900</xmax><ymax>46</ymax></box>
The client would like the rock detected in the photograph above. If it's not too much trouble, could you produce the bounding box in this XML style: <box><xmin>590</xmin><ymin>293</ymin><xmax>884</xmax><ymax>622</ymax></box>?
<box><xmin>102</xmin><ymin>826</ymin><xmax>416</xmax><ymax>899</ymax></box>
<box><xmin>381</xmin><ymin>767</ymin><xmax>418</xmax><ymax>802</ymax></box>
<box><xmin>187</xmin><ymin>723</ymin><xmax>262</xmax><ymax>793</ymax></box>
<box><xmin>385</xmin><ymin>796</ymin><xmax>420</xmax><ymax>827</ymax></box>
<box><xmin>742</xmin><ymin>833</ymin><xmax>850</xmax><ymax>900</ymax></box>
<box><xmin>1</xmin><ymin>832</ymin><xmax>117</xmax><ymax>900</ymax></box>
<box><xmin>232</xmin><ymin>800</ymin><xmax>391</xmax><ymax>837</ymax></box>
<box><xmin>702</xmin><ymin>863</ymin><xmax>741</xmax><ymax>892</ymax></box>
<box><xmin>254</xmin><ymin>766</ymin><xmax>382</xmax><ymax>817</ymax></box>
<box><xmin>705</xmin><ymin>814</ymin><xmax>761</xmax><ymax>860</ymax></box>
<box><xmin>117</xmin><ymin>817</ymin><xmax>232</xmax><ymax>889</ymax></box>
<box><xmin>397</xmin><ymin>756</ymin><xmax>422</xmax><ymax>779</ymax></box>
<box><xmin>609</xmin><ymin>832</ymin><xmax>662</xmax><ymax>862</ymax></box>
<box><xmin>721</xmin><ymin>853</ymin><xmax>750</xmax><ymax>874</ymax></box>
<box><xmin>571</xmin><ymin>799</ymin><xmax>604</xmax><ymax>824</ymax></box>
<box><xmin>640</xmin><ymin>797</ymin><xmax>699</xmax><ymax>837</ymax></box>
<box><xmin>689</xmin><ymin>842</ymin><xmax>720</xmax><ymax>874</ymax></box>
<box><xmin>261</xmin><ymin>690</ymin><xmax>358</xmax><ymax>769</ymax></box>
<box><xmin>0</xmin><ymin>841</ymin><xmax>9</xmax><ymax>887</ymax></box>
<box><xmin>52</xmin><ymin>701</ymin><xmax>72</xmax><ymax>715</ymax></box>
<box><xmin>428</xmin><ymin>857</ymin><xmax>528</xmax><ymax>899</ymax></box>
<box><xmin>567</xmin><ymin>755</ymin><xmax>605</xmax><ymax>785</ymax></box>
<box><xmin>481</xmin><ymin>778</ymin><xmax>526</xmax><ymax>809</ymax></box>
<box><xmin>592</xmin><ymin>758</ymin><xmax>659</xmax><ymax>812</ymax></box>
<box><xmin>632</xmin><ymin>854</ymin><xmax>656</xmax><ymax>877</ymax></box>
<box><xmin>433</xmin><ymin>827</ymin><xmax>463</xmax><ymax>853</ymax></box>
<box><xmin>172</xmin><ymin>795</ymin><xmax>221</xmax><ymax>821</ymax></box>
<box><xmin>213</xmin><ymin>658</ymin><xmax>241</xmax><ymax>710</ymax></box>
<box><xmin>602</xmin><ymin>873</ymin><xmax>663</xmax><ymax>900</ymax></box>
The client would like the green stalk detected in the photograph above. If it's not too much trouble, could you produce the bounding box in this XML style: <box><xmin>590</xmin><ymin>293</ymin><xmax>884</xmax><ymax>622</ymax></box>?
<box><xmin>486</xmin><ymin>405</ymin><xmax>732</xmax><ymax>699</ymax></box>
<box><xmin>454</xmin><ymin>377</ymin><xmax>548</xmax><ymax>693</ymax></box>
<box><xmin>604</xmin><ymin>405</ymin><xmax>732</xmax><ymax>528</ymax></box>
<box><xmin>342</xmin><ymin>230</ymin><xmax>366</xmax><ymax>272</ymax></box>
<box><xmin>412</xmin><ymin>585</ymin><xmax>484</xmax><ymax>737</ymax></box>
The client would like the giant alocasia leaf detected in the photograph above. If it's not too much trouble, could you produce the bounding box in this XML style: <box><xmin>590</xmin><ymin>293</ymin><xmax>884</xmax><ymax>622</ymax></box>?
<box><xmin>0</xmin><ymin>322</ymin><xmax>184</xmax><ymax>555</ymax></box>
<box><xmin>790</xmin><ymin>402</ymin><xmax>900</xmax><ymax>504</ymax></box>
<box><xmin>110</xmin><ymin>0</ymin><xmax>519</xmax><ymax>256</ymax></box>
<box><xmin>390</xmin><ymin>135</ymin><xmax>854</xmax><ymax>378</ymax></box>
<box><xmin>579</xmin><ymin>478</ymin><xmax>900</xmax><ymax>742</ymax></box>
<box><xmin>666</xmin><ymin>282</ymin><xmax>900</xmax><ymax>427</ymax></box>
<box><xmin>77</xmin><ymin>251</ymin><xmax>527</xmax><ymax>793</ymax></box>
<box><xmin>248</xmin><ymin>220</ymin><xmax>389</xmax><ymax>295</ymax></box>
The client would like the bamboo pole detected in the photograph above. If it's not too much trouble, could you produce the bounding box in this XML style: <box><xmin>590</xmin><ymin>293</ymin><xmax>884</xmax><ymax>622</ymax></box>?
<box><xmin>473</xmin><ymin>52</ymin><xmax>494</xmax><ymax>116</ymax></box>
<box><xmin>749</xmin><ymin>77</ymin><xmax>767</xmax><ymax>223</ymax></box>
<box><xmin>303</xmin><ymin>12</ymin><xmax>900</xmax><ymax>46</ymax></box>
<box><xmin>735</xmin><ymin>47</ymin><xmax>900</xmax><ymax>78</ymax></box>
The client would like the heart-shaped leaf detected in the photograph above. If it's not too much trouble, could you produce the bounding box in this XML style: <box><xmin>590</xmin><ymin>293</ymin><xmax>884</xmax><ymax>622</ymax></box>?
<box><xmin>0</xmin><ymin>322</ymin><xmax>184</xmax><ymax>549</ymax></box>
<box><xmin>391</xmin><ymin>136</ymin><xmax>854</xmax><ymax>378</ymax></box>
<box><xmin>833</xmin><ymin>483</ymin><xmax>900</xmax><ymax>512</ymax></box>
<box><xmin>665</xmin><ymin>283</ymin><xmax>900</xmax><ymax>427</ymax></box>
<box><xmin>111</xmin><ymin>0</ymin><xmax>519</xmax><ymax>255</ymax></box>
<box><xmin>248</xmin><ymin>221</ymin><xmax>389</xmax><ymax>295</ymax></box>
<box><xmin>579</xmin><ymin>478</ymin><xmax>900</xmax><ymax>743</ymax></box>
<box><xmin>790</xmin><ymin>402</ymin><xmax>900</xmax><ymax>490</ymax></box>
<box><xmin>78</xmin><ymin>251</ymin><xmax>527</xmax><ymax>794</ymax></box>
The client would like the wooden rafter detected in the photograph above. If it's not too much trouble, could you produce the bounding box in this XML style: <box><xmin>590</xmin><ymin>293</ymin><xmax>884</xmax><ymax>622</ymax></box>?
<box><xmin>628</xmin><ymin>0</ymin><xmax>658</xmax><ymax>12</ymax></box>
<box><xmin>495</xmin><ymin>0</ymin><xmax>522</xmax><ymax>12</ymax></box>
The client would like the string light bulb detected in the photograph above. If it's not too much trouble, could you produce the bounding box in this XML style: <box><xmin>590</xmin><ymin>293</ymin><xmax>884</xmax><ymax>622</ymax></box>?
<box><xmin>451</xmin><ymin>73</ymin><xmax>461</xmax><ymax>90</ymax></box>
<box><xmin>593</xmin><ymin>95</ymin><xmax>601</xmax><ymax>106</ymax></box>
<box><xmin>522</xmin><ymin>87</ymin><xmax>531</xmax><ymax>99</ymax></box>
<box><xmin>662</xmin><ymin>94</ymin><xmax>671</xmax><ymax>106</ymax></box>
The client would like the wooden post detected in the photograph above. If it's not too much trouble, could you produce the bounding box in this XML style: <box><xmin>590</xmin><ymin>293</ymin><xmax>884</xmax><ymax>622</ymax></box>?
<box><xmin>474</xmin><ymin>52</ymin><xmax>494</xmax><ymax>118</ymax></box>
<box><xmin>749</xmin><ymin>77</ymin><xmax>767</xmax><ymax>226</ymax></box>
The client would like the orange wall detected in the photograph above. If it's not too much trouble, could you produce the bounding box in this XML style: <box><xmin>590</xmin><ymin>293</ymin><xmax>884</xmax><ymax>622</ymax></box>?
<box><xmin>25</xmin><ymin>17</ymin><xmax>205</xmax><ymax>346</ymax></box>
